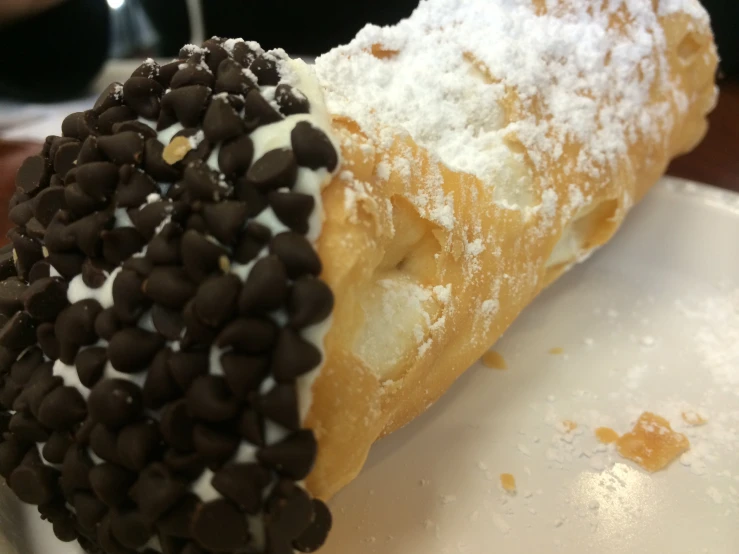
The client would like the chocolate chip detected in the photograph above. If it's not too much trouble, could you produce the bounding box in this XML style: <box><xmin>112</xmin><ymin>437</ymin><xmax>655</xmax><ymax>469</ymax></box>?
<box><xmin>98</xmin><ymin>131</ymin><xmax>145</xmax><ymax>165</ymax></box>
<box><xmin>54</xmin><ymin>141</ymin><xmax>81</xmax><ymax>179</ymax></box>
<box><xmin>72</xmin><ymin>347</ymin><xmax>107</xmax><ymax>389</ymax></box>
<box><xmin>267</xmin><ymin>480</ymin><xmax>314</xmax><ymax>538</ymax></box>
<box><xmin>258</xmin><ymin>430</ymin><xmax>317</xmax><ymax>480</ymax></box>
<box><xmin>171</xmin><ymin>128</ymin><xmax>213</xmax><ymax>166</ymax></box>
<box><xmin>94</xmin><ymin>82</ymin><xmax>124</xmax><ymax>114</ymax></box>
<box><xmin>143</xmin><ymin>139</ymin><xmax>181</xmax><ymax>182</ymax></box>
<box><xmin>38</xmin><ymin>386</ymin><xmax>87</xmax><ymax>430</ymax></box>
<box><xmin>88</xmin><ymin>379</ymin><xmax>143</xmax><ymax>429</ymax></box>
<box><xmin>162</xmin><ymin>450</ymin><xmax>205</xmax><ymax>482</ymax></box>
<box><xmin>168</xmin><ymin>350</ymin><xmax>209</xmax><ymax>391</ymax></box>
<box><xmin>9</xmin><ymin>199</ymin><xmax>34</xmax><ymax>227</ymax></box>
<box><xmin>288</xmin><ymin>277</ymin><xmax>333</xmax><ymax>329</ymax></box>
<box><xmin>157</xmin><ymin>493</ymin><xmax>199</xmax><ymax>537</ymax></box>
<box><xmin>238</xmin><ymin>409</ymin><xmax>265</xmax><ymax>446</ymax></box>
<box><xmin>216</xmin><ymin>317</ymin><xmax>277</xmax><ymax>353</ymax></box>
<box><xmin>97</xmin><ymin>513</ymin><xmax>136</xmax><ymax>554</ymax></box>
<box><xmin>202</xmin><ymin>201</ymin><xmax>247</xmax><ymax>245</ymax></box>
<box><xmin>215</xmin><ymin>58</ymin><xmax>251</xmax><ymax>95</ymax></box>
<box><xmin>110</xmin><ymin>270</ymin><xmax>146</xmax><ymax>324</ymax></box>
<box><xmin>111</xmin><ymin>508</ymin><xmax>153</xmax><ymax>549</ymax></box>
<box><xmin>193</xmin><ymin>274</ymin><xmax>241</xmax><ymax>328</ymax></box>
<box><xmin>122</xmin><ymin>255</ymin><xmax>154</xmax><ymax>277</ymax></box>
<box><xmin>181</xmin><ymin>300</ymin><xmax>217</xmax><ymax>348</ymax></box>
<box><xmin>98</xmin><ymin>106</ymin><xmax>138</xmax><ymax>136</ymax></box>
<box><xmin>90</xmin><ymin>424</ymin><xmax>122</xmax><ymax>464</ymax></box>
<box><xmin>257</xmin><ymin>383</ymin><xmax>300</xmax><ymax>431</ymax></box>
<box><xmin>112</xmin><ymin>119</ymin><xmax>157</xmax><ymax>140</ymax></box>
<box><xmin>60</xmin><ymin>446</ymin><xmax>93</xmax><ymax>495</ymax></box>
<box><xmin>275</xmin><ymin>84</ymin><xmax>310</xmax><ymax>115</ymax></box>
<box><xmin>42</xmin><ymin>431</ymin><xmax>74</xmax><ymax>465</ymax></box>
<box><xmin>146</xmin><ymin>222</ymin><xmax>183</xmax><ymax>266</ymax></box>
<box><xmin>76</xmin><ymin>161</ymin><xmax>119</xmax><ymax>202</ymax></box>
<box><xmin>139</xmin><ymin>349</ymin><xmax>174</xmax><ymax>410</ymax></box>
<box><xmin>270</xmin><ymin>232</ymin><xmax>322</xmax><ymax>278</ymax></box>
<box><xmin>25</xmin><ymin>217</ymin><xmax>46</xmax><ymax>241</ymax></box>
<box><xmin>191</xmin><ymin>499</ymin><xmax>249</xmax><ymax>551</ymax></box>
<box><xmin>9</xmin><ymin>227</ymin><xmax>43</xmax><ymax>280</ymax></box>
<box><xmin>0</xmin><ymin>276</ymin><xmax>27</xmax><ymax>318</ymax></box>
<box><xmin>108</xmin><ymin>328</ymin><xmax>165</xmax><ymax>373</ymax></box>
<box><xmin>9</xmin><ymin>456</ymin><xmax>57</xmax><ymax>505</ymax></box>
<box><xmin>9</xmin><ymin>411</ymin><xmax>49</xmax><ymax>442</ymax></box>
<box><xmin>180</xmin><ymin>230</ymin><xmax>228</xmax><ymax>283</ymax></box>
<box><xmin>171</xmin><ymin>64</ymin><xmax>215</xmax><ymax>89</ymax></box>
<box><xmin>89</xmin><ymin>463</ymin><xmax>136</xmax><ymax>507</ymax></box>
<box><xmin>186</xmin><ymin>375</ymin><xmax>240</xmax><ymax>423</ymax></box>
<box><xmin>0</xmin><ymin>438</ymin><xmax>29</xmax><ymax>478</ymax></box>
<box><xmin>116</xmin><ymin>167</ymin><xmax>157</xmax><ymax>207</ymax></box>
<box><xmin>237</xmin><ymin>256</ymin><xmax>288</xmax><ymax>314</ymax></box>
<box><xmin>159</xmin><ymin>399</ymin><xmax>195</xmax><ymax>451</ymax></box>
<box><xmin>74</xmin><ymin>492</ymin><xmax>107</xmax><ymax>532</ymax></box>
<box><xmin>117</xmin><ymin>420</ymin><xmax>161</xmax><ymax>471</ymax></box>
<box><xmin>162</xmin><ymin>85</ymin><xmax>211</xmax><ymax>127</ymax></box>
<box><xmin>212</xmin><ymin>463</ymin><xmax>270</xmax><ymax>515</ymax></box>
<box><xmin>156</xmin><ymin>60</ymin><xmax>183</xmax><ymax>88</ymax></box>
<box><xmin>250</xmin><ymin>54</ymin><xmax>280</xmax><ymax>86</ymax></box>
<box><xmin>129</xmin><ymin>463</ymin><xmax>187</xmax><ymax>522</ymax></box>
<box><xmin>232</xmin><ymin>40</ymin><xmax>260</xmax><ymax>67</ymax></box>
<box><xmin>192</xmin><ymin>424</ymin><xmax>239</xmax><ymax>463</ymax></box>
<box><xmin>203</xmin><ymin>97</ymin><xmax>245</xmax><ymax>143</ymax></box>
<box><xmin>47</xmin><ymin>252</ymin><xmax>84</xmax><ymax>281</ymax></box>
<box><xmin>291</xmin><ymin>121</ymin><xmax>338</xmax><ymax>171</ymax></box>
<box><xmin>243</xmin><ymin>89</ymin><xmax>283</xmax><ymax>128</ymax></box>
<box><xmin>61</xmin><ymin>111</ymin><xmax>96</xmax><ymax>141</ymax></box>
<box><xmin>182</xmin><ymin>161</ymin><xmax>223</xmax><ymax>202</ymax></box>
<box><xmin>15</xmin><ymin>156</ymin><xmax>48</xmax><ymax>197</ymax></box>
<box><xmin>218</xmin><ymin>135</ymin><xmax>254</xmax><ymax>179</ymax></box>
<box><xmin>144</xmin><ymin>266</ymin><xmax>196</xmax><ymax>309</ymax></box>
<box><xmin>151</xmin><ymin>305</ymin><xmax>185</xmax><ymax>341</ymax></box>
<box><xmin>131</xmin><ymin>60</ymin><xmax>159</xmax><ymax>79</ymax></box>
<box><xmin>269</xmin><ymin>191</ymin><xmax>315</xmax><ymax>234</ymax></box>
<box><xmin>64</xmin><ymin>183</ymin><xmax>103</xmax><ymax>217</ymax></box>
<box><xmin>247</xmin><ymin>149</ymin><xmax>297</xmax><ymax>191</ymax></box>
<box><xmin>10</xmin><ymin>347</ymin><xmax>43</xmax><ymax>384</ymax></box>
<box><xmin>93</xmin><ymin>309</ymin><xmax>119</xmax><ymax>342</ymax></box>
<box><xmin>68</xmin><ymin>209</ymin><xmax>114</xmax><ymax>257</ymax></box>
<box><xmin>123</xmin><ymin>77</ymin><xmax>164</xmax><ymax>119</ymax></box>
<box><xmin>221</xmin><ymin>353</ymin><xmax>268</xmax><ymax>400</ymax></box>
<box><xmin>129</xmin><ymin>201</ymin><xmax>171</xmax><ymax>240</ymax></box>
<box><xmin>202</xmin><ymin>39</ymin><xmax>229</xmax><ymax>74</ymax></box>
<box><xmin>28</xmin><ymin>259</ymin><xmax>51</xmax><ymax>283</ymax></box>
<box><xmin>0</xmin><ymin>311</ymin><xmax>37</xmax><ymax>350</ymax></box>
<box><xmin>22</xmin><ymin>277</ymin><xmax>68</xmax><ymax>322</ymax></box>
<box><xmin>293</xmin><ymin>499</ymin><xmax>332</xmax><ymax>552</ymax></box>
<box><xmin>102</xmin><ymin>228</ymin><xmax>147</xmax><ymax>267</ymax></box>
<box><xmin>33</xmin><ymin>187</ymin><xmax>67</xmax><ymax>227</ymax></box>
<box><xmin>78</xmin><ymin>136</ymin><xmax>104</xmax><ymax>164</ymax></box>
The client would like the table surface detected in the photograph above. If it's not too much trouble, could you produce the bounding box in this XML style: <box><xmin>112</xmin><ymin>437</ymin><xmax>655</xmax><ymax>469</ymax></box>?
<box><xmin>0</xmin><ymin>82</ymin><xmax>737</xmax><ymax>242</ymax></box>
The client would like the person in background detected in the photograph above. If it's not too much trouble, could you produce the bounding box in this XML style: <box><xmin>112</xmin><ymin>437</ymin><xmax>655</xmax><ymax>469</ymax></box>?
<box><xmin>0</xmin><ymin>0</ymin><xmax>736</xmax><ymax>103</ymax></box>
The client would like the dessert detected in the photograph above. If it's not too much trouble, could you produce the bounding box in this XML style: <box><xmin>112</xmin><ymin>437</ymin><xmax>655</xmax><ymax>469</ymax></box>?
<box><xmin>0</xmin><ymin>0</ymin><xmax>717</xmax><ymax>552</ymax></box>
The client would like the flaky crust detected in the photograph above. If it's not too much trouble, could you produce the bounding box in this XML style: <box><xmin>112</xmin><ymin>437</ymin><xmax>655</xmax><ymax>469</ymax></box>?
<box><xmin>306</xmin><ymin>1</ymin><xmax>717</xmax><ymax>499</ymax></box>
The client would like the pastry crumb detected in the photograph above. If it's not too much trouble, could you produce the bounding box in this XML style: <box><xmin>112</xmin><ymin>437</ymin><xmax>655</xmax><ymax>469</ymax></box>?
<box><xmin>681</xmin><ymin>410</ymin><xmax>708</xmax><ymax>426</ymax></box>
<box><xmin>616</xmin><ymin>412</ymin><xmax>690</xmax><ymax>472</ymax></box>
<box><xmin>595</xmin><ymin>427</ymin><xmax>620</xmax><ymax>444</ymax></box>
<box><xmin>482</xmin><ymin>350</ymin><xmax>507</xmax><ymax>369</ymax></box>
<box><xmin>500</xmin><ymin>473</ymin><xmax>516</xmax><ymax>493</ymax></box>
<box><xmin>549</xmin><ymin>347</ymin><xmax>564</xmax><ymax>355</ymax></box>
<box><xmin>562</xmin><ymin>420</ymin><xmax>578</xmax><ymax>432</ymax></box>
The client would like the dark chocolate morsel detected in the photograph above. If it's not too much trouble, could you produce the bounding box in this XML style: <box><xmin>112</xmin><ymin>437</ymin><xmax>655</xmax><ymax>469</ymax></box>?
<box><xmin>192</xmin><ymin>424</ymin><xmax>239</xmax><ymax>463</ymax></box>
<box><xmin>38</xmin><ymin>386</ymin><xmax>87</xmax><ymax>430</ymax></box>
<box><xmin>47</xmin><ymin>252</ymin><xmax>85</xmax><ymax>280</ymax></box>
<box><xmin>0</xmin><ymin>311</ymin><xmax>37</xmax><ymax>350</ymax></box>
<box><xmin>180</xmin><ymin>230</ymin><xmax>228</xmax><ymax>284</ymax></box>
<box><xmin>143</xmin><ymin>139</ymin><xmax>181</xmax><ymax>182</ymax></box>
<box><xmin>215</xmin><ymin>58</ymin><xmax>251</xmax><ymax>95</ymax></box>
<box><xmin>239</xmin><ymin>255</ymin><xmax>288</xmax><ymax>314</ymax></box>
<box><xmin>61</xmin><ymin>111</ymin><xmax>95</xmax><ymax>141</ymax></box>
<box><xmin>108</xmin><ymin>328</ymin><xmax>165</xmax><ymax>373</ymax></box>
<box><xmin>171</xmin><ymin>63</ymin><xmax>215</xmax><ymax>89</ymax></box>
<box><xmin>41</xmin><ymin>431</ymin><xmax>74</xmax><ymax>465</ymax></box>
<box><xmin>89</xmin><ymin>463</ymin><xmax>136</xmax><ymax>507</ymax></box>
<box><xmin>110</xmin><ymin>509</ymin><xmax>153</xmax><ymax>549</ymax></box>
<box><xmin>75</xmin><ymin>346</ymin><xmax>108</xmax><ymax>388</ymax></box>
<box><xmin>163</xmin><ymin>449</ymin><xmax>205</xmax><ymax>482</ymax></box>
<box><xmin>36</xmin><ymin>322</ymin><xmax>60</xmax><ymax>360</ymax></box>
<box><xmin>60</xmin><ymin>446</ymin><xmax>94</xmax><ymax>495</ymax></box>
<box><xmin>218</xmin><ymin>135</ymin><xmax>254</xmax><ymax>179</ymax></box>
<box><xmin>112</xmin><ymin>119</ymin><xmax>157</xmax><ymax>140</ymax></box>
<box><xmin>9</xmin><ymin>411</ymin><xmax>49</xmax><ymax>442</ymax></box>
<box><xmin>123</xmin><ymin>77</ymin><xmax>164</xmax><ymax>119</ymax></box>
<box><xmin>293</xmin><ymin>499</ymin><xmax>333</xmax><ymax>553</ymax></box>
<box><xmin>267</xmin><ymin>480</ymin><xmax>314</xmax><ymax>538</ymax></box>
<box><xmin>238</xmin><ymin>409</ymin><xmax>264</xmax><ymax>446</ymax></box>
<box><xmin>288</xmin><ymin>276</ymin><xmax>334</xmax><ymax>329</ymax></box>
<box><xmin>161</xmin><ymin>85</ymin><xmax>212</xmax><ymax>128</ymax></box>
<box><xmin>272</xmin><ymin>327</ymin><xmax>322</xmax><ymax>382</ymax></box>
<box><xmin>202</xmin><ymin>201</ymin><xmax>247</xmax><ymax>245</ymax></box>
<box><xmin>22</xmin><ymin>277</ymin><xmax>68</xmax><ymax>322</ymax></box>
<box><xmin>97</xmin><ymin>106</ymin><xmax>138</xmax><ymax>136</ymax></box>
<box><xmin>142</xmin><ymin>349</ymin><xmax>178</xmax><ymax>410</ymax></box>
<box><xmin>9</xmin><ymin>200</ymin><xmax>34</xmax><ymax>227</ymax></box>
<box><xmin>143</xmin><ymin>266</ymin><xmax>196</xmax><ymax>309</ymax></box>
<box><xmin>117</xmin><ymin>420</ymin><xmax>161</xmax><ymax>471</ymax></box>
<box><xmin>243</xmin><ymin>89</ymin><xmax>283</xmax><ymax>130</ymax></box>
<box><xmin>102</xmin><ymin>227</ymin><xmax>147</xmax><ymax>266</ymax></box>
<box><xmin>90</xmin><ymin>424</ymin><xmax>122</xmax><ymax>465</ymax></box>
<box><xmin>78</xmin><ymin>135</ymin><xmax>104</xmax><ymax>165</ymax></box>
<box><xmin>291</xmin><ymin>121</ymin><xmax>338</xmax><ymax>171</ymax></box>
<box><xmin>212</xmin><ymin>463</ymin><xmax>271</xmax><ymax>515</ymax></box>
<box><xmin>202</xmin><ymin>97</ymin><xmax>244</xmax><ymax>143</ymax></box>
<box><xmin>16</xmin><ymin>155</ymin><xmax>50</xmax><ymax>195</ymax></box>
<box><xmin>167</xmin><ymin>350</ymin><xmax>209</xmax><ymax>391</ymax></box>
<box><xmin>246</xmin><ymin>148</ymin><xmax>298</xmax><ymax>191</ymax></box>
<box><xmin>159</xmin><ymin>399</ymin><xmax>195</xmax><ymax>452</ymax></box>
<box><xmin>0</xmin><ymin>438</ymin><xmax>30</xmax><ymax>478</ymax></box>
<box><xmin>181</xmin><ymin>300</ymin><xmax>217</xmax><ymax>348</ymax></box>
<box><xmin>0</xmin><ymin>276</ymin><xmax>27</xmax><ymax>318</ymax></box>
<box><xmin>8</xmin><ymin>228</ymin><xmax>43</xmax><ymax>280</ymax></box>
<box><xmin>191</xmin><ymin>499</ymin><xmax>250</xmax><ymax>552</ymax></box>
<box><xmin>235</xmin><ymin>178</ymin><xmax>268</xmax><ymax>218</ymax></box>
<box><xmin>74</xmin><ymin>492</ymin><xmax>107</xmax><ymax>533</ymax></box>
<box><xmin>231</xmin><ymin>40</ymin><xmax>260</xmax><ymax>67</ymax></box>
<box><xmin>94</xmin><ymin>82</ymin><xmax>123</xmax><ymax>113</ymax></box>
<box><xmin>151</xmin><ymin>304</ymin><xmax>185</xmax><ymax>341</ymax></box>
<box><xmin>250</xmin><ymin>54</ymin><xmax>280</xmax><ymax>86</ymax></box>
<box><xmin>186</xmin><ymin>375</ymin><xmax>240</xmax><ymax>422</ymax></box>
<box><xmin>146</xmin><ymin>222</ymin><xmax>182</xmax><ymax>265</ymax></box>
<box><xmin>33</xmin><ymin>187</ymin><xmax>67</xmax><ymax>227</ymax></box>
<box><xmin>156</xmin><ymin>60</ymin><xmax>184</xmax><ymax>88</ymax></box>
<box><xmin>9</xmin><ymin>455</ymin><xmax>57</xmax><ymax>505</ymax></box>
<box><xmin>97</xmin><ymin>513</ymin><xmax>137</xmax><ymax>554</ymax></box>
<box><xmin>94</xmin><ymin>308</ymin><xmax>121</xmax><ymax>341</ymax></box>
<box><xmin>64</xmin><ymin>182</ymin><xmax>105</xmax><ymax>217</ymax></box>
<box><xmin>75</xmin><ymin>160</ymin><xmax>120</xmax><ymax>198</ymax></box>
<box><xmin>129</xmin><ymin>463</ymin><xmax>187</xmax><ymax>522</ymax></box>
<box><xmin>131</xmin><ymin>59</ymin><xmax>159</xmax><ymax>79</ymax></box>
<box><xmin>268</xmin><ymin>191</ymin><xmax>315</xmax><ymax>234</ymax></box>
<box><xmin>88</xmin><ymin>379</ymin><xmax>143</xmax><ymax>429</ymax></box>
<box><xmin>157</xmin><ymin>493</ymin><xmax>199</xmax><ymax>538</ymax></box>
<box><xmin>257</xmin><ymin>382</ymin><xmax>300</xmax><ymax>431</ymax></box>
<box><xmin>202</xmin><ymin>38</ymin><xmax>229</xmax><ymax>74</ymax></box>
<box><xmin>116</xmin><ymin>167</ymin><xmax>158</xmax><ymax>208</ymax></box>
<box><xmin>221</xmin><ymin>353</ymin><xmax>268</xmax><ymax>399</ymax></box>
<box><xmin>270</xmin><ymin>232</ymin><xmax>322</xmax><ymax>278</ymax></box>
<box><xmin>67</xmin><ymin>209</ymin><xmax>114</xmax><ymax>257</ymax></box>
<box><xmin>182</xmin><ymin>161</ymin><xmax>223</xmax><ymax>202</ymax></box>
<box><xmin>97</xmin><ymin>131</ymin><xmax>145</xmax><ymax>165</ymax></box>
<box><xmin>53</xmin><ymin>141</ymin><xmax>81</xmax><ymax>179</ymax></box>
<box><xmin>275</xmin><ymin>84</ymin><xmax>310</xmax><ymax>115</ymax></box>
<box><xmin>216</xmin><ymin>317</ymin><xmax>278</xmax><ymax>354</ymax></box>
<box><xmin>193</xmin><ymin>274</ymin><xmax>241</xmax><ymax>328</ymax></box>
<box><xmin>257</xmin><ymin>430</ymin><xmax>317</xmax><ymax>480</ymax></box>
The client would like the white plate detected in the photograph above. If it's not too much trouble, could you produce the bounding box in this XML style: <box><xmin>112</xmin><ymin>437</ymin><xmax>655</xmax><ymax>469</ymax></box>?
<box><xmin>1</xmin><ymin>177</ymin><xmax>738</xmax><ymax>553</ymax></box>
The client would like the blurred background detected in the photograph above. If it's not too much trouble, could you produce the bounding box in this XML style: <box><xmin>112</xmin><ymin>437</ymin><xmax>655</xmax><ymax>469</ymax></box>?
<box><xmin>0</xmin><ymin>0</ymin><xmax>736</xmax><ymax>238</ymax></box>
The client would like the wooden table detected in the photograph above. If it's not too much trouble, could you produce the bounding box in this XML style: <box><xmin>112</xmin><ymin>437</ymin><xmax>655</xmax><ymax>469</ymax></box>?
<box><xmin>0</xmin><ymin>82</ymin><xmax>737</xmax><ymax>244</ymax></box>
